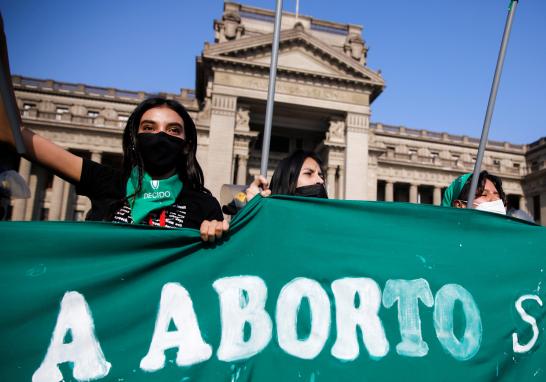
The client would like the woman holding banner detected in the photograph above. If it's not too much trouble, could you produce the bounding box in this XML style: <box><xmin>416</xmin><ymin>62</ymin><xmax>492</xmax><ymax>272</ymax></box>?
<box><xmin>3</xmin><ymin>97</ymin><xmax>228</xmax><ymax>242</ymax></box>
<box><xmin>245</xmin><ymin>150</ymin><xmax>328</xmax><ymax>202</ymax></box>
<box><xmin>442</xmin><ymin>170</ymin><xmax>507</xmax><ymax>215</ymax></box>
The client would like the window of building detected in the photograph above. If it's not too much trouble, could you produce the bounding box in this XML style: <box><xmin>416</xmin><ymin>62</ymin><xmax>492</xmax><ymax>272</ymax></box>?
<box><xmin>22</xmin><ymin>103</ymin><xmax>37</xmax><ymax>117</ymax></box>
<box><xmin>409</xmin><ymin>148</ymin><xmax>417</xmax><ymax>156</ymax></box>
<box><xmin>431</xmin><ymin>151</ymin><xmax>439</xmax><ymax>158</ymax></box>
<box><xmin>55</xmin><ymin>106</ymin><xmax>69</xmax><ymax>121</ymax></box>
<box><xmin>513</xmin><ymin>163</ymin><xmax>521</xmax><ymax>168</ymax></box>
<box><xmin>117</xmin><ymin>114</ymin><xmax>129</xmax><ymax>127</ymax></box>
<box><xmin>87</xmin><ymin>110</ymin><xmax>99</xmax><ymax>118</ymax></box>
<box><xmin>492</xmin><ymin>159</ymin><xmax>501</xmax><ymax>166</ymax></box>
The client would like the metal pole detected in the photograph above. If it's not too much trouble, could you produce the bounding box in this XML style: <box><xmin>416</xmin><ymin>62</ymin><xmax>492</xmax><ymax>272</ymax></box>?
<box><xmin>467</xmin><ymin>0</ymin><xmax>518</xmax><ymax>208</ymax></box>
<box><xmin>0</xmin><ymin>13</ymin><xmax>25</xmax><ymax>154</ymax></box>
<box><xmin>260</xmin><ymin>0</ymin><xmax>283</xmax><ymax>176</ymax></box>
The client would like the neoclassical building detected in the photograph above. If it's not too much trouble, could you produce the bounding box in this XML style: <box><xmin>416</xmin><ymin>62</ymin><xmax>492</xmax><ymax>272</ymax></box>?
<box><xmin>8</xmin><ymin>2</ymin><xmax>546</xmax><ymax>225</ymax></box>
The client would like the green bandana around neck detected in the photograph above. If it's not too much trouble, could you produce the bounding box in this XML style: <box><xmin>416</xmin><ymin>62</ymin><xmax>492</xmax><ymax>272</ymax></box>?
<box><xmin>441</xmin><ymin>173</ymin><xmax>471</xmax><ymax>207</ymax></box>
<box><xmin>126</xmin><ymin>168</ymin><xmax>183</xmax><ymax>224</ymax></box>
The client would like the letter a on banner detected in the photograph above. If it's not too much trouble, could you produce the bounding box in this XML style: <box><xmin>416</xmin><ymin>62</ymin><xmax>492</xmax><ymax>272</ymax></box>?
<box><xmin>32</xmin><ymin>292</ymin><xmax>111</xmax><ymax>382</ymax></box>
<box><xmin>140</xmin><ymin>283</ymin><xmax>212</xmax><ymax>371</ymax></box>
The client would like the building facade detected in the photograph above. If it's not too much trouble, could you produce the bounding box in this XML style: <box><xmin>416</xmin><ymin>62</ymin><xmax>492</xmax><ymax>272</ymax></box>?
<box><xmin>9</xmin><ymin>2</ymin><xmax>546</xmax><ymax>225</ymax></box>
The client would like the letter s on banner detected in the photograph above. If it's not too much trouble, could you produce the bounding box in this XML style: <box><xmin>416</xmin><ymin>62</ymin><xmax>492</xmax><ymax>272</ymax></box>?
<box><xmin>512</xmin><ymin>294</ymin><xmax>543</xmax><ymax>353</ymax></box>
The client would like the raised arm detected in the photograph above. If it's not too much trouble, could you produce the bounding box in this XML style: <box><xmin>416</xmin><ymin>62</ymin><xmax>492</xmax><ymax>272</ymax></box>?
<box><xmin>0</xmin><ymin>14</ymin><xmax>83</xmax><ymax>183</ymax></box>
<box><xmin>20</xmin><ymin>127</ymin><xmax>83</xmax><ymax>182</ymax></box>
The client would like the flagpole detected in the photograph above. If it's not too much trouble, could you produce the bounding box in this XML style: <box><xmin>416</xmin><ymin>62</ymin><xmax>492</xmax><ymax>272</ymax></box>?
<box><xmin>467</xmin><ymin>0</ymin><xmax>518</xmax><ymax>208</ymax></box>
<box><xmin>260</xmin><ymin>0</ymin><xmax>283</xmax><ymax>176</ymax></box>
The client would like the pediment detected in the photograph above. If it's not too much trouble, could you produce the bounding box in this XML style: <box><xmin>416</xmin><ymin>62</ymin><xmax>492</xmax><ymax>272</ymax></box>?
<box><xmin>250</xmin><ymin>47</ymin><xmax>347</xmax><ymax>77</ymax></box>
<box><xmin>203</xmin><ymin>28</ymin><xmax>384</xmax><ymax>86</ymax></box>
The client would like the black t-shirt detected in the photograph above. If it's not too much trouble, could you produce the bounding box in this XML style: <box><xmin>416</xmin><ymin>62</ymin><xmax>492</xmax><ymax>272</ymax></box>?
<box><xmin>75</xmin><ymin>159</ymin><xmax>223</xmax><ymax>229</ymax></box>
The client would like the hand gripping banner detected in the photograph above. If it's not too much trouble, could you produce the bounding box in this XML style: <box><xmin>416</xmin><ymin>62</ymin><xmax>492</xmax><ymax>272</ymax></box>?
<box><xmin>1</xmin><ymin>196</ymin><xmax>544</xmax><ymax>381</ymax></box>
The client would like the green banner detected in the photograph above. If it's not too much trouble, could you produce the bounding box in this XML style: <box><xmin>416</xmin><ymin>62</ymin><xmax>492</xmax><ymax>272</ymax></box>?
<box><xmin>1</xmin><ymin>196</ymin><xmax>545</xmax><ymax>381</ymax></box>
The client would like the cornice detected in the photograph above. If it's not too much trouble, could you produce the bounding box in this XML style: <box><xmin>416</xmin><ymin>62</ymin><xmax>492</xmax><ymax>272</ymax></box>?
<box><xmin>203</xmin><ymin>28</ymin><xmax>384</xmax><ymax>87</ymax></box>
<box><xmin>208</xmin><ymin>57</ymin><xmax>377</xmax><ymax>92</ymax></box>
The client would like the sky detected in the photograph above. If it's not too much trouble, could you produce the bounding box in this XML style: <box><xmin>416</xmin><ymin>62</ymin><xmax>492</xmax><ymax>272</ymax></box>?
<box><xmin>1</xmin><ymin>0</ymin><xmax>545</xmax><ymax>144</ymax></box>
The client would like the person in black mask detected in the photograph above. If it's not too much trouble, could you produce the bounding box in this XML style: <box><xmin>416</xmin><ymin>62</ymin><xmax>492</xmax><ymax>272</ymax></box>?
<box><xmin>8</xmin><ymin>97</ymin><xmax>227</xmax><ymax>242</ymax></box>
<box><xmin>245</xmin><ymin>150</ymin><xmax>328</xmax><ymax>202</ymax></box>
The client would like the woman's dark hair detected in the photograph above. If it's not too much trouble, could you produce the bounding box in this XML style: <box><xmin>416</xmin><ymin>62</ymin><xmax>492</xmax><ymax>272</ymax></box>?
<box><xmin>122</xmin><ymin>97</ymin><xmax>209</xmax><ymax>194</ymax></box>
<box><xmin>269</xmin><ymin>150</ymin><xmax>324</xmax><ymax>195</ymax></box>
<box><xmin>456</xmin><ymin>170</ymin><xmax>506</xmax><ymax>205</ymax></box>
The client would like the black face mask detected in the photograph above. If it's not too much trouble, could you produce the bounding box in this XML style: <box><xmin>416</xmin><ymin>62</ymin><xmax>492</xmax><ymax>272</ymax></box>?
<box><xmin>136</xmin><ymin>132</ymin><xmax>186</xmax><ymax>176</ymax></box>
<box><xmin>294</xmin><ymin>184</ymin><xmax>328</xmax><ymax>199</ymax></box>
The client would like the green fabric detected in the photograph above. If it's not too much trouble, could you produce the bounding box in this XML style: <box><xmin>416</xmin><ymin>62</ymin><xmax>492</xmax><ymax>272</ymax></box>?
<box><xmin>1</xmin><ymin>196</ymin><xmax>545</xmax><ymax>381</ymax></box>
<box><xmin>126</xmin><ymin>167</ymin><xmax>182</xmax><ymax>223</ymax></box>
<box><xmin>441</xmin><ymin>173</ymin><xmax>472</xmax><ymax>207</ymax></box>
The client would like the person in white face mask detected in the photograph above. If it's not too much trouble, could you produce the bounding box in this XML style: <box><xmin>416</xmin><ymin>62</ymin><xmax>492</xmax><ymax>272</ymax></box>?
<box><xmin>442</xmin><ymin>171</ymin><xmax>507</xmax><ymax>215</ymax></box>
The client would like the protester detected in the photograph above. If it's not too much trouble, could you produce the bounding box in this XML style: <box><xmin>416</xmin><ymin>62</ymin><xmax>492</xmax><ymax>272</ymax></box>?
<box><xmin>2</xmin><ymin>97</ymin><xmax>227</xmax><ymax>241</ymax></box>
<box><xmin>245</xmin><ymin>150</ymin><xmax>327</xmax><ymax>202</ymax></box>
<box><xmin>442</xmin><ymin>170</ymin><xmax>507</xmax><ymax>215</ymax></box>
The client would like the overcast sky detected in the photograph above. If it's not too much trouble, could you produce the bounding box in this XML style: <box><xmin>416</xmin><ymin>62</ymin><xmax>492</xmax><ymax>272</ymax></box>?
<box><xmin>1</xmin><ymin>0</ymin><xmax>545</xmax><ymax>143</ymax></box>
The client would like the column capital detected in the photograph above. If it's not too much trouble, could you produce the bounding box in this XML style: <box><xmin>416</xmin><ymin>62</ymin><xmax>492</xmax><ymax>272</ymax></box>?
<box><xmin>211</xmin><ymin>94</ymin><xmax>237</xmax><ymax>117</ymax></box>
<box><xmin>345</xmin><ymin>112</ymin><xmax>369</xmax><ymax>133</ymax></box>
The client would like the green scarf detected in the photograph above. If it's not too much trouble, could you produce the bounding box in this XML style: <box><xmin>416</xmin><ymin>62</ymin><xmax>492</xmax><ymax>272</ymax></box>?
<box><xmin>126</xmin><ymin>168</ymin><xmax>183</xmax><ymax>224</ymax></box>
<box><xmin>441</xmin><ymin>173</ymin><xmax>471</xmax><ymax>207</ymax></box>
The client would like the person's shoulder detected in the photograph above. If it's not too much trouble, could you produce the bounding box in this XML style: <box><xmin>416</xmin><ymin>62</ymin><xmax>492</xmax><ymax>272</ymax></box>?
<box><xmin>82</xmin><ymin>158</ymin><xmax>122</xmax><ymax>179</ymax></box>
<box><xmin>177</xmin><ymin>187</ymin><xmax>223</xmax><ymax>221</ymax></box>
<box><xmin>77</xmin><ymin>158</ymin><xmax>124</xmax><ymax>198</ymax></box>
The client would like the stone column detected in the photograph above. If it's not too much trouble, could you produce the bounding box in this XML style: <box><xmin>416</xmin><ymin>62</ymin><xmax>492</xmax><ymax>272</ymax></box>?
<box><xmin>526</xmin><ymin>196</ymin><xmax>535</xmax><ymax>218</ymax></box>
<box><xmin>433</xmin><ymin>186</ymin><xmax>442</xmax><ymax>206</ymax></box>
<box><xmin>206</xmin><ymin>94</ymin><xmax>237</xmax><ymax>197</ymax></box>
<box><xmin>11</xmin><ymin>158</ymin><xmax>32</xmax><ymax>220</ymax></box>
<box><xmin>410</xmin><ymin>184</ymin><xmax>418</xmax><ymax>204</ymax></box>
<box><xmin>385</xmin><ymin>181</ymin><xmax>394</xmax><ymax>202</ymax></box>
<box><xmin>60</xmin><ymin>181</ymin><xmax>76</xmax><ymax>220</ymax></box>
<box><xmin>48</xmin><ymin>176</ymin><xmax>65</xmax><ymax>220</ymax></box>
<box><xmin>24</xmin><ymin>174</ymin><xmax>38</xmax><ymax>220</ymax></box>
<box><xmin>326</xmin><ymin>166</ymin><xmax>337</xmax><ymax>198</ymax></box>
<box><xmin>236</xmin><ymin>155</ymin><xmax>248</xmax><ymax>185</ymax></box>
<box><xmin>338</xmin><ymin>167</ymin><xmax>345</xmax><ymax>199</ymax></box>
<box><xmin>344</xmin><ymin>112</ymin><xmax>369</xmax><ymax>200</ymax></box>
<box><xmin>25</xmin><ymin>166</ymin><xmax>47</xmax><ymax>221</ymax></box>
